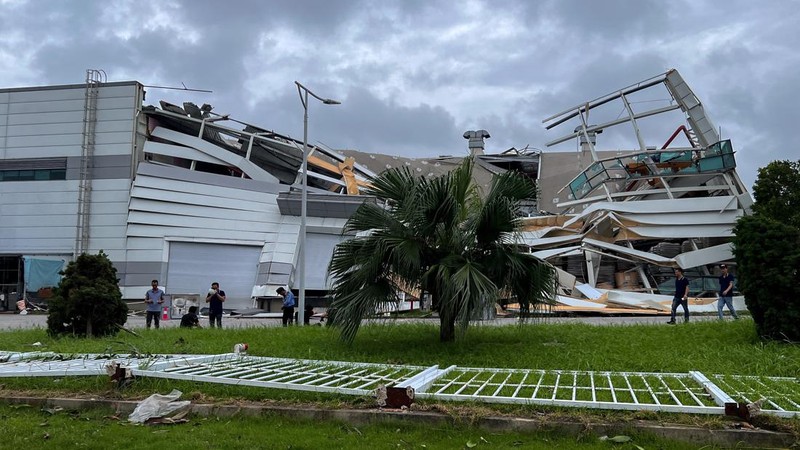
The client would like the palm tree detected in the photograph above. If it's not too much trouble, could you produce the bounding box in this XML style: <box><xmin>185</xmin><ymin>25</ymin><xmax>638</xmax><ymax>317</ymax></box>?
<box><xmin>327</xmin><ymin>157</ymin><xmax>557</xmax><ymax>343</ymax></box>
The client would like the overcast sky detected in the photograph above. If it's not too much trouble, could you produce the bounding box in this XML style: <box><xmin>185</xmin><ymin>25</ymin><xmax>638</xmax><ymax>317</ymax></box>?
<box><xmin>2</xmin><ymin>0</ymin><xmax>799</xmax><ymax>189</ymax></box>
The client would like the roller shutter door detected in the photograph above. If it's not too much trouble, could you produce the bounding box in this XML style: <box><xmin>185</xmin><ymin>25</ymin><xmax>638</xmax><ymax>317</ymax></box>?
<box><xmin>305</xmin><ymin>233</ymin><xmax>344</xmax><ymax>290</ymax></box>
<box><xmin>167</xmin><ymin>242</ymin><xmax>260</xmax><ymax>308</ymax></box>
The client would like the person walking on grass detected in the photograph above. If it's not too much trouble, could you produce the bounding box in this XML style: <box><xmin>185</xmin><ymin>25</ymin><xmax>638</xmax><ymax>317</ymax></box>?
<box><xmin>717</xmin><ymin>264</ymin><xmax>739</xmax><ymax>320</ymax></box>
<box><xmin>206</xmin><ymin>282</ymin><xmax>226</xmax><ymax>328</ymax></box>
<box><xmin>144</xmin><ymin>279</ymin><xmax>165</xmax><ymax>329</ymax></box>
<box><xmin>667</xmin><ymin>268</ymin><xmax>690</xmax><ymax>324</ymax></box>
<box><xmin>276</xmin><ymin>287</ymin><xmax>295</xmax><ymax>327</ymax></box>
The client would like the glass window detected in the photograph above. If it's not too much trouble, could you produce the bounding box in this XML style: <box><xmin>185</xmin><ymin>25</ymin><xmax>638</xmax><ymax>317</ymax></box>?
<box><xmin>0</xmin><ymin>168</ymin><xmax>67</xmax><ymax>182</ymax></box>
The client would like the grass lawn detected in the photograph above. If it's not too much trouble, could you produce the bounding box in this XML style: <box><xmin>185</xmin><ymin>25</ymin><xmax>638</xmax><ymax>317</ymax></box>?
<box><xmin>0</xmin><ymin>403</ymin><xmax>710</xmax><ymax>449</ymax></box>
<box><xmin>1</xmin><ymin>317</ymin><xmax>796</xmax><ymax>376</ymax></box>
<box><xmin>0</xmin><ymin>318</ymin><xmax>797</xmax><ymax>441</ymax></box>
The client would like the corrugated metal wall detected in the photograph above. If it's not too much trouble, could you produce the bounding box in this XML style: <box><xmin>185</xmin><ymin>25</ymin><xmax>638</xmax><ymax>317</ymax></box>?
<box><xmin>0</xmin><ymin>83</ymin><xmax>142</xmax><ymax>259</ymax></box>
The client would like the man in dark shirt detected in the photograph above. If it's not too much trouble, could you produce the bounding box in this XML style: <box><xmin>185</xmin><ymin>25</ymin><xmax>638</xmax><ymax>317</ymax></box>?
<box><xmin>667</xmin><ymin>268</ymin><xmax>690</xmax><ymax>324</ymax></box>
<box><xmin>180</xmin><ymin>305</ymin><xmax>201</xmax><ymax>328</ymax></box>
<box><xmin>205</xmin><ymin>282</ymin><xmax>226</xmax><ymax>328</ymax></box>
<box><xmin>717</xmin><ymin>264</ymin><xmax>739</xmax><ymax>320</ymax></box>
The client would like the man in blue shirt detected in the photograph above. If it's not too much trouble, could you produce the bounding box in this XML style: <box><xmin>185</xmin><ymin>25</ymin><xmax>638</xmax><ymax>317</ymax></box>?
<box><xmin>717</xmin><ymin>264</ymin><xmax>739</xmax><ymax>320</ymax></box>
<box><xmin>667</xmin><ymin>268</ymin><xmax>690</xmax><ymax>324</ymax></box>
<box><xmin>205</xmin><ymin>282</ymin><xmax>226</xmax><ymax>328</ymax></box>
<box><xmin>144</xmin><ymin>279</ymin><xmax>165</xmax><ymax>329</ymax></box>
<box><xmin>277</xmin><ymin>287</ymin><xmax>295</xmax><ymax>327</ymax></box>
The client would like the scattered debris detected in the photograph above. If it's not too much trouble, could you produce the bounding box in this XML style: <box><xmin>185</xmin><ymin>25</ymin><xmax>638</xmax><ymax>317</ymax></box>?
<box><xmin>599</xmin><ymin>435</ymin><xmax>632</xmax><ymax>443</ymax></box>
<box><xmin>128</xmin><ymin>390</ymin><xmax>191</xmax><ymax>424</ymax></box>
<box><xmin>233</xmin><ymin>343</ymin><xmax>248</xmax><ymax>355</ymax></box>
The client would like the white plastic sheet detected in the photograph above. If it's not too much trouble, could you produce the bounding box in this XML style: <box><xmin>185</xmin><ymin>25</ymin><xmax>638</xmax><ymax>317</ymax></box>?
<box><xmin>128</xmin><ymin>389</ymin><xmax>190</xmax><ymax>423</ymax></box>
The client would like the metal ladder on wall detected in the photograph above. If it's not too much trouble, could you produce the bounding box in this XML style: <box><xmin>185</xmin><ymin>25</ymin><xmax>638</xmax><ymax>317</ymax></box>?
<box><xmin>74</xmin><ymin>69</ymin><xmax>106</xmax><ymax>256</ymax></box>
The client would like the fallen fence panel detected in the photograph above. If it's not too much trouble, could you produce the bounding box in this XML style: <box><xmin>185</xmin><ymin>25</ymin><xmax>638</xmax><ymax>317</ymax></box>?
<box><xmin>0</xmin><ymin>351</ymin><xmax>796</xmax><ymax>418</ymax></box>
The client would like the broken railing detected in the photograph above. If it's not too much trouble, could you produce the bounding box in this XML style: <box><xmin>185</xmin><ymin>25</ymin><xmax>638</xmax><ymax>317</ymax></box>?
<box><xmin>0</xmin><ymin>352</ymin><xmax>796</xmax><ymax>419</ymax></box>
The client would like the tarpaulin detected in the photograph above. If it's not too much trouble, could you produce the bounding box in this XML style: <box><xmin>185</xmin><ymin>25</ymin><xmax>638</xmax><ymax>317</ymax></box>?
<box><xmin>23</xmin><ymin>257</ymin><xmax>65</xmax><ymax>291</ymax></box>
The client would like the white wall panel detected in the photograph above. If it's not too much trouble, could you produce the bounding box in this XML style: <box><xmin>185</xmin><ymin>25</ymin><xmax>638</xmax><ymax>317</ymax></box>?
<box><xmin>130</xmin><ymin>186</ymin><xmax>275</xmax><ymax>211</ymax></box>
<box><xmin>8</xmin><ymin>97</ymin><xmax>137</xmax><ymax>115</ymax></box>
<box><xmin>6</xmin><ymin>108</ymin><xmax>134</xmax><ymax>126</ymax></box>
<box><xmin>0</xmin><ymin>203</ymin><xmax>78</xmax><ymax>216</ymax></box>
<box><xmin>6</xmin><ymin>120</ymin><xmax>133</xmax><ymax>137</ymax></box>
<box><xmin>2</xmin><ymin>143</ymin><xmax>134</xmax><ymax>158</ymax></box>
<box><xmin>0</xmin><ymin>238</ymin><xmax>73</xmax><ymax>253</ymax></box>
<box><xmin>7</xmin><ymin>84</ymin><xmax>138</xmax><ymax>102</ymax></box>
<box><xmin>128</xmin><ymin>200</ymin><xmax>278</xmax><ymax>224</ymax></box>
<box><xmin>6</xmin><ymin>131</ymin><xmax>131</xmax><ymax>147</ymax></box>
<box><xmin>125</xmin><ymin>249</ymin><xmax>165</xmax><ymax>262</ymax></box>
<box><xmin>0</xmin><ymin>214</ymin><xmax>125</xmax><ymax>227</ymax></box>
<box><xmin>126</xmin><ymin>224</ymin><xmax>268</xmax><ymax>242</ymax></box>
<box><xmin>127</xmin><ymin>211</ymin><xmax>275</xmax><ymax>233</ymax></box>
<box><xmin>125</xmin><ymin>237</ymin><xmax>166</xmax><ymax>251</ymax></box>
<box><xmin>135</xmin><ymin>175</ymin><xmax>278</xmax><ymax>203</ymax></box>
<box><xmin>0</xmin><ymin>226</ymin><xmax>75</xmax><ymax>239</ymax></box>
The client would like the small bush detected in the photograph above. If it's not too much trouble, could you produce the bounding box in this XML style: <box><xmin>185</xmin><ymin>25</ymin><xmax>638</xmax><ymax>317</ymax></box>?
<box><xmin>733</xmin><ymin>215</ymin><xmax>800</xmax><ymax>341</ymax></box>
<box><xmin>47</xmin><ymin>251</ymin><xmax>128</xmax><ymax>337</ymax></box>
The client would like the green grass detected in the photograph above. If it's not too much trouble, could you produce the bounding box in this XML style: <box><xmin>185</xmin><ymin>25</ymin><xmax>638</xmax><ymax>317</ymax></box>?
<box><xmin>0</xmin><ymin>403</ymin><xmax>712</xmax><ymax>449</ymax></box>
<box><xmin>0</xmin><ymin>318</ymin><xmax>798</xmax><ymax>439</ymax></box>
<box><xmin>2</xmin><ymin>318</ymin><xmax>796</xmax><ymax>376</ymax></box>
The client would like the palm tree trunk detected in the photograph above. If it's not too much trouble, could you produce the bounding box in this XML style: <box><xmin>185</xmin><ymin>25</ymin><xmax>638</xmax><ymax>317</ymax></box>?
<box><xmin>439</xmin><ymin>313</ymin><xmax>456</xmax><ymax>342</ymax></box>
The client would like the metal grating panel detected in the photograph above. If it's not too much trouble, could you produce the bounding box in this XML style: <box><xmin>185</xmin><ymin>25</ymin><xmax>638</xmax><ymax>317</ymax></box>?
<box><xmin>134</xmin><ymin>355</ymin><xmax>429</xmax><ymax>396</ymax></box>
<box><xmin>711</xmin><ymin>375</ymin><xmax>800</xmax><ymax>418</ymax></box>
<box><xmin>415</xmin><ymin>368</ymin><xmax>723</xmax><ymax>414</ymax></box>
<box><xmin>0</xmin><ymin>352</ymin><xmax>213</xmax><ymax>377</ymax></box>
<box><xmin>0</xmin><ymin>351</ymin><xmax>797</xmax><ymax>418</ymax></box>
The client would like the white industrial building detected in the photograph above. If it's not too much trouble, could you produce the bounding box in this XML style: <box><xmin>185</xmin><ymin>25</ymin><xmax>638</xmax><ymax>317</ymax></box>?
<box><xmin>1</xmin><ymin>69</ymin><xmax>752</xmax><ymax>315</ymax></box>
<box><xmin>0</xmin><ymin>72</ymin><xmax>375</xmax><ymax>310</ymax></box>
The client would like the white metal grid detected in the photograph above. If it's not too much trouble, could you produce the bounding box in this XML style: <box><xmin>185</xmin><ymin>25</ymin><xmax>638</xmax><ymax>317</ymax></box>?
<box><xmin>711</xmin><ymin>374</ymin><xmax>800</xmax><ymax>418</ymax></box>
<box><xmin>0</xmin><ymin>351</ymin><xmax>797</xmax><ymax>418</ymax></box>
<box><xmin>134</xmin><ymin>355</ymin><xmax>429</xmax><ymax>396</ymax></box>
<box><xmin>0</xmin><ymin>352</ymin><xmax>212</xmax><ymax>378</ymax></box>
<box><xmin>415</xmin><ymin>367</ymin><xmax>724</xmax><ymax>414</ymax></box>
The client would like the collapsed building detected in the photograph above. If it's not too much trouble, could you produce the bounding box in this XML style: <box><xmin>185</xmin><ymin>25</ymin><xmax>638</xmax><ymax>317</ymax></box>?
<box><xmin>520</xmin><ymin>69</ymin><xmax>751</xmax><ymax>314</ymax></box>
<box><xmin>0</xmin><ymin>69</ymin><xmax>749</xmax><ymax>316</ymax></box>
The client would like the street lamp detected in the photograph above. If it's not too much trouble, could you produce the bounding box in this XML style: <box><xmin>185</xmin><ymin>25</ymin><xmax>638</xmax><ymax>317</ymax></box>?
<box><xmin>295</xmin><ymin>81</ymin><xmax>340</xmax><ymax>326</ymax></box>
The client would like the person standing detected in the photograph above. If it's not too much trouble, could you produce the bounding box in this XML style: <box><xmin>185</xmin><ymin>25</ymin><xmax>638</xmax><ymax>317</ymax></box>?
<box><xmin>206</xmin><ymin>282</ymin><xmax>226</xmax><ymax>328</ymax></box>
<box><xmin>144</xmin><ymin>279</ymin><xmax>165</xmax><ymax>329</ymax></box>
<box><xmin>667</xmin><ymin>268</ymin><xmax>690</xmax><ymax>324</ymax></box>
<box><xmin>717</xmin><ymin>264</ymin><xmax>739</xmax><ymax>320</ymax></box>
<box><xmin>276</xmin><ymin>287</ymin><xmax>295</xmax><ymax>327</ymax></box>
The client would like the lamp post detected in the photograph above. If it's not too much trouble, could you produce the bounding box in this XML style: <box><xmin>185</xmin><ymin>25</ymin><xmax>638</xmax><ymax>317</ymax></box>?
<box><xmin>294</xmin><ymin>81</ymin><xmax>340</xmax><ymax>326</ymax></box>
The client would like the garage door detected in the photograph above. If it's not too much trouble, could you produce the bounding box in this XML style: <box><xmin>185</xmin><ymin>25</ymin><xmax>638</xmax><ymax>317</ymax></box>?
<box><xmin>167</xmin><ymin>242</ymin><xmax>260</xmax><ymax>309</ymax></box>
<box><xmin>305</xmin><ymin>233</ymin><xmax>344</xmax><ymax>290</ymax></box>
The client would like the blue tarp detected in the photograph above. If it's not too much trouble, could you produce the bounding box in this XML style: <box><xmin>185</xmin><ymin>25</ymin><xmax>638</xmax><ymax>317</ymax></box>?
<box><xmin>23</xmin><ymin>257</ymin><xmax>65</xmax><ymax>291</ymax></box>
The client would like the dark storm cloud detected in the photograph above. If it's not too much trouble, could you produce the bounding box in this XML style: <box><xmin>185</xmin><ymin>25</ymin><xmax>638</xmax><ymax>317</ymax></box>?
<box><xmin>322</xmin><ymin>86</ymin><xmax>461</xmax><ymax>156</ymax></box>
<box><xmin>2</xmin><ymin>0</ymin><xmax>799</xmax><ymax>189</ymax></box>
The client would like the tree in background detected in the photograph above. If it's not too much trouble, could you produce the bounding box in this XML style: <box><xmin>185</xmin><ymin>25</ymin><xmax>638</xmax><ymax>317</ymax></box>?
<box><xmin>327</xmin><ymin>158</ymin><xmax>557</xmax><ymax>343</ymax></box>
<box><xmin>751</xmin><ymin>160</ymin><xmax>800</xmax><ymax>229</ymax></box>
<box><xmin>47</xmin><ymin>251</ymin><xmax>128</xmax><ymax>337</ymax></box>
<box><xmin>733</xmin><ymin>160</ymin><xmax>800</xmax><ymax>341</ymax></box>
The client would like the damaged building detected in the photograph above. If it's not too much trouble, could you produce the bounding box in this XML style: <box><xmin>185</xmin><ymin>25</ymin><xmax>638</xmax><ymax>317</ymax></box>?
<box><xmin>520</xmin><ymin>69</ymin><xmax>751</xmax><ymax>314</ymax></box>
<box><xmin>0</xmin><ymin>69</ymin><xmax>750</xmax><ymax>316</ymax></box>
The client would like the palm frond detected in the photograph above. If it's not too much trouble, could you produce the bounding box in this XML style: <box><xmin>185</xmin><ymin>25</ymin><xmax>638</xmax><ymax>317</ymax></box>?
<box><xmin>330</xmin><ymin>278</ymin><xmax>397</xmax><ymax>343</ymax></box>
<box><xmin>363</xmin><ymin>166</ymin><xmax>418</xmax><ymax>205</ymax></box>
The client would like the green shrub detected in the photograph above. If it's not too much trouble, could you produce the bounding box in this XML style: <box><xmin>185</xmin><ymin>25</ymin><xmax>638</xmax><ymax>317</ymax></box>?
<box><xmin>46</xmin><ymin>251</ymin><xmax>128</xmax><ymax>337</ymax></box>
<box><xmin>732</xmin><ymin>215</ymin><xmax>800</xmax><ymax>341</ymax></box>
